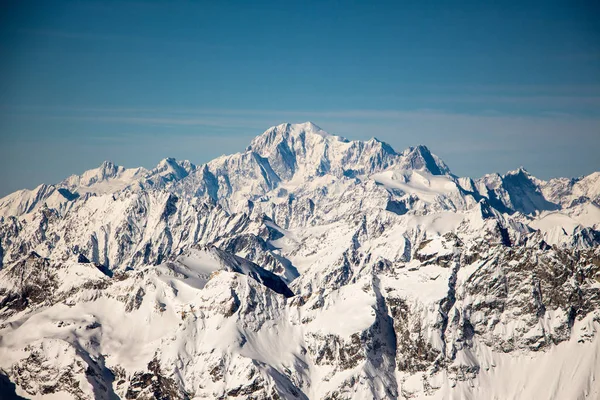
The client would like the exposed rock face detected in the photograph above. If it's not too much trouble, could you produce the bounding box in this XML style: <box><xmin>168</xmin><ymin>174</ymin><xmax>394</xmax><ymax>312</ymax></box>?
<box><xmin>125</xmin><ymin>358</ymin><xmax>186</xmax><ymax>400</ymax></box>
<box><xmin>0</xmin><ymin>122</ymin><xmax>599</xmax><ymax>399</ymax></box>
<box><xmin>0</xmin><ymin>252</ymin><xmax>57</xmax><ymax>318</ymax></box>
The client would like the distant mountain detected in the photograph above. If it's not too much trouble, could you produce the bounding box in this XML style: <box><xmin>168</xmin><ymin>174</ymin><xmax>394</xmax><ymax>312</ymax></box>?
<box><xmin>0</xmin><ymin>122</ymin><xmax>599</xmax><ymax>399</ymax></box>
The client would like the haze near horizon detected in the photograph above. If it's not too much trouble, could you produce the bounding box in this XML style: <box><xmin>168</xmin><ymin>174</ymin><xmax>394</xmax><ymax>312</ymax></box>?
<box><xmin>1</xmin><ymin>0</ymin><xmax>599</xmax><ymax>196</ymax></box>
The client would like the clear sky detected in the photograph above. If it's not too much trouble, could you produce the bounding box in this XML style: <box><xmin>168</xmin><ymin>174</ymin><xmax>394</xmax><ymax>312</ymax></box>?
<box><xmin>1</xmin><ymin>0</ymin><xmax>599</xmax><ymax>196</ymax></box>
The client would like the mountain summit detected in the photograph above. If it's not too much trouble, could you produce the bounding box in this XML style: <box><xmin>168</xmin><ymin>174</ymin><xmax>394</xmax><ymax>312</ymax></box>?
<box><xmin>398</xmin><ymin>144</ymin><xmax>450</xmax><ymax>175</ymax></box>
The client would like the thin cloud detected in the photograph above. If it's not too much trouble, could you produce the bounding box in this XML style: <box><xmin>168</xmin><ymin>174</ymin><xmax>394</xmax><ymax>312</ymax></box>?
<box><xmin>6</xmin><ymin>106</ymin><xmax>600</xmax><ymax>127</ymax></box>
<box><xmin>2</xmin><ymin>106</ymin><xmax>599</xmax><ymax>186</ymax></box>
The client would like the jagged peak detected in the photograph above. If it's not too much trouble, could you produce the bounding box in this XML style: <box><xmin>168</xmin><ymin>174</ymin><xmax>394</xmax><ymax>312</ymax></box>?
<box><xmin>401</xmin><ymin>144</ymin><xmax>434</xmax><ymax>157</ymax></box>
<box><xmin>502</xmin><ymin>166</ymin><xmax>547</xmax><ymax>189</ymax></box>
<box><xmin>81</xmin><ymin>161</ymin><xmax>125</xmax><ymax>181</ymax></box>
<box><xmin>158</xmin><ymin>157</ymin><xmax>177</xmax><ymax>165</ymax></box>
<box><xmin>289</xmin><ymin>121</ymin><xmax>325</xmax><ymax>134</ymax></box>
<box><xmin>265</xmin><ymin>122</ymin><xmax>328</xmax><ymax>138</ymax></box>
<box><xmin>273</xmin><ymin>121</ymin><xmax>325</xmax><ymax>134</ymax></box>
<box><xmin>250</xmin><ymin>122</ymin><xmax>346</xmax><ymax>152</ymax></box>
<box><xmin>95</xmin><ymin>160</ymin><xmax>124</xmax><ymax>176</ymax></box>
<box><xmin>398</xmin><ymin>144</ymin><xmax>450</xmax><ymax>175</ymax></box>
<box><xmin>363</xmin><ymin>137</ymin><xmax>397</xmax><ymax>155</ymax></box>
<box><xmin>147</xmin><ymin>157</ymin><xmax>196</xmax><ymax>182</ymax></box>
<box><xmin>505</xmin><ymin>166</ymin><xmax>530</xmax><ymax>177</ymax></box>
<box><xmin>62</xmin><ymin>160</ymin><xmax>123</xmax><ymax>186</ymax></box>
<box><xmin>246</xmin><ymin>124</ymin><xmax>455</xmax><ymax>179</ymax></box>
<box><xmin>412</xmin><ymin>144</ymin><xmax>428</xmax><ymax>152</ymax></box>
<box><xmin>99</xmin><ymin>160</ymin><xmax>117</xmax><ymax>169</ymax></box>
<box><xmin>155</xmin><ymin>157</ymin><xmax>184</xmax><ymax>172</ymax></box>
<box><xmin>96</xmin><ymin>160</ymin><xmax>122</xmax><ymax>172</ymax></box>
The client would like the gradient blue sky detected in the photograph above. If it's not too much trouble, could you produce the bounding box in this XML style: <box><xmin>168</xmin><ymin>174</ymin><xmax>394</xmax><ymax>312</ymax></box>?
<box><xmin>1</xmin><ymin>0</ymin><xmax>599</xmax><ymax>196</ymax></box>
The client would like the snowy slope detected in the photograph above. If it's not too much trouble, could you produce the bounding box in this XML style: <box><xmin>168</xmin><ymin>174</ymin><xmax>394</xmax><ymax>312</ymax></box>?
<box><xmin>0</xmin><ymin>122</ymin><xmax>599</xmax><ymax>399</ymax></box>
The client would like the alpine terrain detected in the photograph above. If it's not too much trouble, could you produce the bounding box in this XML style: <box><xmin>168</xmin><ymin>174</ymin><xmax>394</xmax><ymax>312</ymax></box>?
<box><xmin>0</xmin><ymin>122</ymin><xmax>599</xmax><ymax>400</ymax></box>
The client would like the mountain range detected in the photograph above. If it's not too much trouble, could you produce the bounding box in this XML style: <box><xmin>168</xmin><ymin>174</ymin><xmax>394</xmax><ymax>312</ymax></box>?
<box><xmin>0</xmin><ymin>122</ymin><xmax>599</xmax><ymax>399</ymax></box>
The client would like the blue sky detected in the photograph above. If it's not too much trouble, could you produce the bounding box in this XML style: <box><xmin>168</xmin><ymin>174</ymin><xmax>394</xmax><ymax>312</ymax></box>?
<box><xmin>1</xmin><ymin>0</ymin><xmax>599</xmax><ymax>196</ymax></box>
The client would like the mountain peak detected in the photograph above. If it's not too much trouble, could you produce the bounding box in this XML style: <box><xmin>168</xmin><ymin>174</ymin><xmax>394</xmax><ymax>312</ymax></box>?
<box><xmin>414</xmin><ymin>144</ymin><xmax>431</xmax><ymax>153</ymax></box>
<box><xmin>365</xmin><ymin>137</ymin><xmax>397</xmax><ymax>156</ymax></box>
<box><xmin>99</xmin><ymin>160</ymin><xmax>118</xmax><ymax>171</ymax></box>
<box><xmin>249</xmin><ymin>122</ymin><xmax>344</xmax><ymax>156</ymax></box>
<box><xmin>72</xmin><ymin>160</ymin><xmax>123</xmax><ymax>187</ymax></box>
<box><xmin>149</xmin><ymin>157</ymin><xmax>195</xmax><ymax>181</ymax></box>
<box><xmin>285</xmin><ymin>122</ymin><xmax>334</xmax><ymax>135</ymax></box>
<box><xmin>398</xmin><ymin>145</ymin><xmax>451</xmax><ymax>175</ymax></box>
<box><xmin>506</xmin><ymin>166</ymin><xmax>530</xmax><ymax>176</ymax></box>
<box><xmin>266</xmin><ymin>121</ymin><xmax>330</xmax><ymax>138</ymax></box>
<box><xmin>157</xmin><ymin>157</ymin><xmax>178</xmax><ymax>169</ymax></box>
<box><xmin>292</xmin><ymin>121</ymin><xmax>323</xmax><ymax>133</ymax></box>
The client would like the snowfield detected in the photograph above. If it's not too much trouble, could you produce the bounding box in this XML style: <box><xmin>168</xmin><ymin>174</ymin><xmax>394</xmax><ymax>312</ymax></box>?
<box><xmin>0</xmin><ymin>122</ymin><xmax>599</xmax><ymax>399</ymax></box>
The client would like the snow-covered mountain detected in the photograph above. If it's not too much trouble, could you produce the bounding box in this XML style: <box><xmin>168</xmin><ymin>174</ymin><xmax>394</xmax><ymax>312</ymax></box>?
<box><xmin>0</xmin><ymin>122</ymin><xmax>599</xmax><ymax>399</ymax></box>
